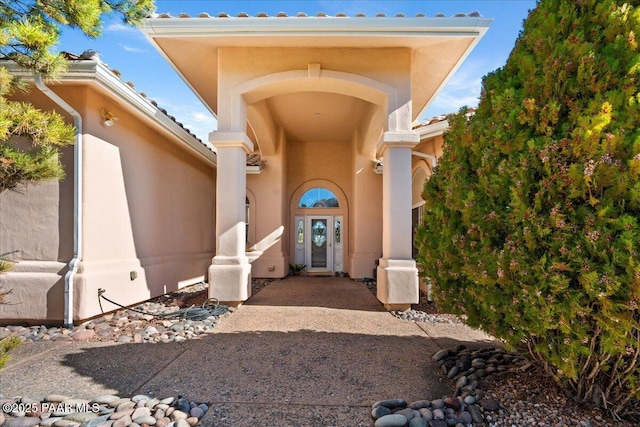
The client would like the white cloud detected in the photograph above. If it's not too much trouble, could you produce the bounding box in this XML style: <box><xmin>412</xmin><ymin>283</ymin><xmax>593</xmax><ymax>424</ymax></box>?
<box><xmin>183</xmin><ymin>111</ymin><xmax>218</xmax><ymax>143</ymax></box>
<box><xmin>105</xmin><ymin>22</ymin><xmax>140</xmax><ymax>34</ymax></box>
<box><xmin>421</xmin><ymin>57</ymin><xmax>494</xmax><ymax>120</ymax></box>
<box><xmin>164</xmin><ymin>104</ymin><xmax>217</xmax><ymax>143</ymax></box>
<box><xmin>425</xmin><ymin>88</ymin><xmax>480</xmax><ymax>117</ymax></box>
<box><xmin>120</xmin><ymin>44</ymin><xmax>148</xmax><ymax>54</ymax></box>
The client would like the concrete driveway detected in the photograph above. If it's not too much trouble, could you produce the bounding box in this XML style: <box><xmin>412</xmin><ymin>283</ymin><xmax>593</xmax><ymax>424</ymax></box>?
<box><xmin>0</xmin><ymin>276</ymin><xmax>495</xmax><ymax>426</ymax></box>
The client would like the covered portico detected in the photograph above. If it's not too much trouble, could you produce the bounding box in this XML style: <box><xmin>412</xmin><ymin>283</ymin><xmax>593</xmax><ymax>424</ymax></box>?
<box><xmin>141</xmin><ymin>12</ymin><xmax>491</xmax><ymax>309</ymax></box>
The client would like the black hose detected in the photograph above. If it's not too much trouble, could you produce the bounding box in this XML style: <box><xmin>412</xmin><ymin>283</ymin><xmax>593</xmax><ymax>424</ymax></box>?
<box><xmin>97</xmin><ymin>288</ymin><xmax>228</xmax><ymax>320</ymax></box>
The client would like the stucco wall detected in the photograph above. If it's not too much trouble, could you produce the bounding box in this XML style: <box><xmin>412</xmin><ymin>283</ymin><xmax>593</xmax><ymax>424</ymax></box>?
<box><xmin>0</xmin><ymin>142</ymin><xmax>74</xmax><ymax>323</ymax></box>
<box><xmin>286</xmin><ymin>138</ymin><xmax>352</xmax><ymax>272</ymax></box>
<box><xmin>0</xmin><ymin>83</ymin><xmax>216</xmax><ymax>324</ymax></box>
<box><xmin>246</xmin><ymin>148</ymin><xmax>288</xmax><ymax>278</ymax></box>
<box><xmin>412</xmin><ymin>134</ymin><xmax>444</xmax><ymax>199</ymax></box>
<box><xmin>350</xmin><ymin>105</ymin><xmax>385</xmax><ymax>278</ymax></box>
<box><xmin>0</xmin><ymin>143</ymin><xmax>75</xmax><ymax>262</ymax></box>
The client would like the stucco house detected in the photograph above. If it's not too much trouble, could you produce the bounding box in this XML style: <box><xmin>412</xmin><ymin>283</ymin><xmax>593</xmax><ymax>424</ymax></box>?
<box><xmin>0</xmin><ymin>12</ymin><xmax>490</xmax><ymax>325</ymax></box>
<box><xmin>140</xmin><ymin>12</ymin><xmax>490</xmax><ymax>310</ymax></box>
<box><xmin>0</xmin><ymin>52</ymin><xmax>217</xmax><ymax>326</ymax></box>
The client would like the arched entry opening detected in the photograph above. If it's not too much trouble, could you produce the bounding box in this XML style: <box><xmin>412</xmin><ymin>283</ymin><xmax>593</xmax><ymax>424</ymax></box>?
<box><xmin>290</xmin><ymin>180</ymin><xmax>348</xmax><ymax>275</ymax></box>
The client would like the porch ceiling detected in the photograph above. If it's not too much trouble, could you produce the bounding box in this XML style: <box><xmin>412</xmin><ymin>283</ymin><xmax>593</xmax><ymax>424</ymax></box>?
<box><xmin>267</xmin><ymin>92</ymin><xmax>369</xmax><ymax>142</ymax></box>
<box><xmin>141</xmin><ymin>16</ymin><xmax>492</xmax><ymax>123</ymax></box>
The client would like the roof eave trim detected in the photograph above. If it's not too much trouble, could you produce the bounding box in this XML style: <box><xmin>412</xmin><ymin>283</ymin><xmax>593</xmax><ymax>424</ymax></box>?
<box><xmin>92</xmin><ymin>63</ymin><xmax>218</xmax><ymax>166</ymax></box>
<box><xmin>87</xmin><ymin>63</ymin><xmax>217</xmax><ymax>166</ymax></box>
<box><xmin>3</xmin><ymin>60</ymin><xmax>217</xmax><ymax>167</ymax></box>
<box><xmin>140</xmin><ymin>16</ymin><xmax>492</xmax><ymax>38</ymax></box>
<box><xmin>417</xmin><ymin>119</ymin><xmax>449</xmax><ymax>139</ymax></box>
<box><xmin>414</xmin><ymin>19</ymin><xmax>490</xmax><ymax>120</ymax></box>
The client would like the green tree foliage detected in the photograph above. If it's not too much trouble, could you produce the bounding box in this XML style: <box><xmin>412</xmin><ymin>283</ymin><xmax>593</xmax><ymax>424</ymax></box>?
<box><xmin>417</xmin><ymin>0</ymin><xmax>640</xmax><ymax>420</ymax></box>
<box><xmin>0</xmin><ymin>0</ymin><xmax>155</xmax><ymax>192</ymax></box>
<box><xmin>0</xmin><ymin>336</ymin><xmax>20</xmax><ymax>369</ymax></box>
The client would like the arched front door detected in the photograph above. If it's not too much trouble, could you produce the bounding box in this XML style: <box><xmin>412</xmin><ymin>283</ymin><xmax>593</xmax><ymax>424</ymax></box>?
<box><xmin>292</xmin><ymin>186</ymin><xmax>346</xmax><ymax>274</ymax></box>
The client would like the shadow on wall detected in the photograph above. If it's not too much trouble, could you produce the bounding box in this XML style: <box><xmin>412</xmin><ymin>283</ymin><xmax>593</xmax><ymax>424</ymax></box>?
<box><xmin>46</xmin><ymin>265</ymin><xmax>69</xmax><ymax>321</ymax></box>
<box><xmin>247</xmin><ymin>225</ymin><xmax>284</xmax><ymax>263</ymax></box>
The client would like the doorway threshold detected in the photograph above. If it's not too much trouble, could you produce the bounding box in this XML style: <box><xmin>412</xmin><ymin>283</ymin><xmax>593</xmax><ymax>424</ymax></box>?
<box><xmin>306</xmin><ymin>270</ymin><xmax>333</xmax><ymax>277</ymax></box>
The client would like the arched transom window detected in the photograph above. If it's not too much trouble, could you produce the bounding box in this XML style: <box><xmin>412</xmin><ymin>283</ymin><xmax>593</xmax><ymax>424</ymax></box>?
<box><xmin>298</xmin><ymin>187</ymin><xmax>339</xmax><ymax>208</ymax></box>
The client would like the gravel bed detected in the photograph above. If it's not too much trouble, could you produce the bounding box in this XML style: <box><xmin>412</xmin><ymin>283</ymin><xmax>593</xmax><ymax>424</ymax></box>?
<box><xmin>0</xmin><ymin>280</ymin><xmax>274</xmax><ymax>344</ymax></box>
<box><xmin>0</xmin><ymin>280</ymin><xmax>276</xmax><ymax>427</ymax></box>
<box><xmin>372</xmin><ymin>344</ymin><xmax>633</xmax><ymax>426</ymax></box>
<box><xmin>364</xmin><ymin>278</ymin><xmax>634</xmax><ymax>427</ymax></box>
<box><xmin>0</xmin><ymin>393</ymin><xmax>208</xmax><ymax>427</ymax></box>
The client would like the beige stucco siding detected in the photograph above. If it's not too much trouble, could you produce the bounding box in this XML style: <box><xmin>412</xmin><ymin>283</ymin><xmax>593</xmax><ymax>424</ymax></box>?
<box><xmin>0</xmin><ymin>145</ymin><xmax>74</xmax><ymax>323</ymax></box>
<box><xmin>0</xmin><ymin>83</ymin><xmax>216</xmax><ymax>324</ymax></box>
<box><xmin>246</xmin><ymin>146</ymin><xmax>288</xmax><ymax>278</ymax></box>
<box><xmin>0</xmin><ymin>145</ymin><xmax>74</xmax><ymax>262</ymax></box>
<box><xmin>286</xmin><ymin>138</ymin><xmax>353</xmax><ymax>272</ymax></box>
<box><xmin>217</xmin><ymin>47</ymin><xmax>411</xmax><ymax>92</ymax></box>
<box><xmin>412</xmin><ymin>136</ymin><xmax>443</xmax><ymax>205</ymax></box>
<box><xmin>78</xmin><ymin>88</ymin><xmax>216</xmax><ymax>320</ymax></box>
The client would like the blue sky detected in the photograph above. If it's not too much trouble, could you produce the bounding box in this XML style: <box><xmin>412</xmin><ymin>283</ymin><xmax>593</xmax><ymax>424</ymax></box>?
<box><xmin>58</xmin><ymin>1</ymin><xmax>537</xmax><ymax>141</ymax></box>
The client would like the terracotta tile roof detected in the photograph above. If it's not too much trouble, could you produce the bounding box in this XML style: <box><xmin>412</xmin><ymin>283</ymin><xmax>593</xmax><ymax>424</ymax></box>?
<box><xmin>246</xmin><ymin>153</ymin><xmax>265</xmax><ymax>169</ymax></box>
<box><xmin>152</xmin><ymin>11</ymin><xmax>482</xmax><ymax>19</ymax></box>
<box><xmin>62</xmin><ymin>50</ymin><xmax>208</xmax><ymax>147</ymax></box>
<box><xmin>414</xmin><ymin>107</ymin><xmax>476</xmax><ymax>131</ymax></box>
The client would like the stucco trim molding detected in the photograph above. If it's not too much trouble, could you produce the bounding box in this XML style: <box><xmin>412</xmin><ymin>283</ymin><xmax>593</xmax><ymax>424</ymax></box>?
<box><xmin>290</xmin><ymin>179</ymin><xmax>350</xmax><ymax>214</ymax></box>
<box><xmin>236</xmin><ymin>68</ymin><xmax>392</xmax><ymax>105</ymax></box>
<box><xmin>2</xmin><ymin>60</ymin><xmax>217</xmax><ymax>166</ymax></box>
<box><xmin>210</xmin><ymin>131</ymin><xmax>254</xmax><ymax>153</ymax></box>
<box><xmin>142</xmin><ymin>16</ymin><xmax>492</xmax><ymax>41</ymax></box>
<box><xmin>416</xmin><ymin>119</ymin><xmax>449</xmax><ymax>139</ymax></box>
<box><xmin>377</xmin><ymin>130</ymin><xmax>421</xmax><ymax>157</ymax></box>
<box><xmin>233</xmin><ymin>68</ymin><xmax>407</xmax><ymax>130</ymax></box>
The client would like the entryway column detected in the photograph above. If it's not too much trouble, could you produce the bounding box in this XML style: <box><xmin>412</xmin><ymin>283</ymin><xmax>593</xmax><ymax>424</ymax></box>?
<box><xmin>377</xmin><ymin>131</ymin><xmax>420</xmax><ymax>311</ymax></box>
<box><xmin>209</xmin><ymin>131</ymin><xmax>253</xmax><ymax>305</ymax></box>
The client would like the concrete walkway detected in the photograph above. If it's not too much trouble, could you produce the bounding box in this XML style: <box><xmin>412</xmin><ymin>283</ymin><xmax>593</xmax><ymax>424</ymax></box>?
<box><xmin>0</xmin><ymin>276</ymin><xmax>495</xmax><ymax>426</ymax></box>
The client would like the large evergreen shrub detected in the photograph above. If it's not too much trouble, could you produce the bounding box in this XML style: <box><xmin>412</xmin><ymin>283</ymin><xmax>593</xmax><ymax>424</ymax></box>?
<box><xmin>417</xmin><ymin>0</ymin><xmax>640</xmax><ymax>419</ymax></box>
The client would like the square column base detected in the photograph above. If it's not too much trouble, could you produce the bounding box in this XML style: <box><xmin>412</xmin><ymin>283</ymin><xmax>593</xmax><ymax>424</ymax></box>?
<box><xmin>208</xmin><ymin>258</ymin><xmax>252</xmax><ymax>305</ymax></box>
<box><xmin>376</xmin><ymin>258</ymin><xmax>418</xmax><ymax>311</ymax></box>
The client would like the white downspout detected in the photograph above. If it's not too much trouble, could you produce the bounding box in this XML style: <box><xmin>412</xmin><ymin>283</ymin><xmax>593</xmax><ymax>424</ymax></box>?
<box><xmin>34</xmin><ymin>74</ymin><xmax>82</xmax><ymax>329</ymax></box>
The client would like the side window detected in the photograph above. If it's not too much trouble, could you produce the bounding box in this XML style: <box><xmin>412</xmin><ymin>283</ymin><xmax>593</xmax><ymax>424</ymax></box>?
<box><xmin>297</xmin><ymin>218</ymin><xmax>304</xmax><ymax>244</ymax></box>
<box><xmin>412</xmin><ymin>205</ymin><xmax>424</xmax><ymax>259</ymax></box>
<box><xmin>246</xmin><ymin>197</ymin><xmax>250</xmax><ymax>243</ymax></box>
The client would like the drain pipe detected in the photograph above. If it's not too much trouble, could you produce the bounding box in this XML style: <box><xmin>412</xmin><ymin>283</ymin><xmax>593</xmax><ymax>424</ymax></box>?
<box><xmin>34</xmin><ymin>74</ymin><xmax>82</xmax><ymax>329</ymax></box>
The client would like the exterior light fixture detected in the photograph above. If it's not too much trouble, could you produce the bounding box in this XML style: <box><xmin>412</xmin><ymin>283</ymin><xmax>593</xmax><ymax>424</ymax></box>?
<box><xmin>373</xmin><ymin>159</ymin><xmax>383</xmax><ymax>174</ymax></box>
<box><xmin>101</xmin><ymin>109</ymin><xmax>118</xmax><ymax>127</ymax></box>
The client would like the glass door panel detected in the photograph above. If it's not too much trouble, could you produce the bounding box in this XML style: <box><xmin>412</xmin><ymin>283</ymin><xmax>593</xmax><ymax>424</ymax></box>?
<box><xmin>311</xmin><ymin>219</ymin><xmax>328</xmax><ymax>268</ymax></box>
<box><xmin>304</xmin><ymin>216</ymin><xmax>333</xmax><ymax>271</ymax></box>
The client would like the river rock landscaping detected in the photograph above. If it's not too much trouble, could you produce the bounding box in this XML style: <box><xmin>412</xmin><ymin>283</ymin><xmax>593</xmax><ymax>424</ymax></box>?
<box><xmin>0</xmin><ymin>393</ymin><xmax>208</xmax><ymax>427</ymax></box>
<box><xmin>365</xmin><ymin>280</ymin><xmax>634</xmax><ymax>427</ymax></box>
<box><xmin>1</xmin><ymin>279</ymin><xmax>635</xmax><ymax>426</ymax></box>
<box><xmin>0</xmin><ymin>281</ymin><xmax>275</xmax><ymax>427</ymax></box>
<box><xmin>370</xmin><ymin>344</ymin><xmax>634</xmax><ymax>427</ymax></box>
<box><xmin>371</xmin><ymin>345</ymin><xmax>531</xmax><ymax>427</ymax></box>
<box><xmin>0</xmin><ymin>280</ymin><xmax>273</xmax><ymax>344</ymax></box>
